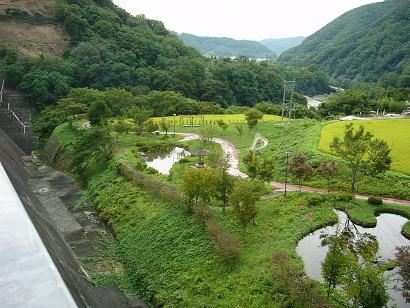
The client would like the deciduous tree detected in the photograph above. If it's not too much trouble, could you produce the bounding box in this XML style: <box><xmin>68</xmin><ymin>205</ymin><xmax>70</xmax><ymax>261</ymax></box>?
<box><xmin>330</xmin><ymin>124</ymin><xmax>391</xmax><ymax>194</ymax></box>
<box><xmin>289</xmin><ymin>153</ymin><xmax>313</xmax><ymax>191</ymax></box>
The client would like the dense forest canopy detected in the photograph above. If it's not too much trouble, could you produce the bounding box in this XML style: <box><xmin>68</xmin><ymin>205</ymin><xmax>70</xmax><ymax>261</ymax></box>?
<box><xmin>279</xmin><ymin>0</ymin><xmax>410</xmax><ymax>87</ymax></box>
<box><xmin>179</xmin><ymin>33</ymin><xmax>277</xmax><ymax>60</ymax></box>
<box><xmin>0</xmin><ymin>0</ymin><xmax>329</xmax><ymax>112</ymax></box>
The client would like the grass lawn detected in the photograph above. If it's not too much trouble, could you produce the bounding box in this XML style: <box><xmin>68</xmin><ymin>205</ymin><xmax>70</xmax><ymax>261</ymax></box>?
<box><xmin>320</xmin><ymin>119</ymin><xmax>410</xmax><ymax>175</ymax></box>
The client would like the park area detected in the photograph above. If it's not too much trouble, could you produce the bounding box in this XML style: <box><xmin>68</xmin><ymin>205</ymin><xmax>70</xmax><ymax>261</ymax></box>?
<box><xmin>46</xmin><ymin>114</ymin><xmax>410</xmax><ymax>307</ymax></box>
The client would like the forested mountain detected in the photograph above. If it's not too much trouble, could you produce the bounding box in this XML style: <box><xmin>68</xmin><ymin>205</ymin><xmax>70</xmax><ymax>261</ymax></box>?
<box><xmin>0</xmin><ymin>0</ymin><xmax>329</xmax><ymax>113</ymax></box>
<box><xmin>260</xmin><ymin>37</ymin><xmax>305</xmax><ymax>56</ymax></box>
<box><xmin>179</xmin><ymin>33</ymin><xmax>277</xmax><ymax>60</ymax></box>
<box><xmin>279</xmin><ymin>0</ymin><xmax>410</xmax><ymax>86</ymax></box>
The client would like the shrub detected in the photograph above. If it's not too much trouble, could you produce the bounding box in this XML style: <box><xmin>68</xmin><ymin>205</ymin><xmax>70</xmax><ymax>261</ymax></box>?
<box><xmin>331</xmin><ymin>192</ymin><xmax>354</xmax><ymax>202</ymax></box>
<box><xmin>272</xmin><ymin>251</ymin><xmax>332</xmax><ymax>308</ymax></box>
<box><xmin>194</xmin><ymin>206</ymin><xmax>241</xmax><ymax>267</ymax></box>
<box><xmin>368</xmin><ymin>197</ymin><xmax>383</xmax><ymax>206</ymax></box>
<box><xmin>299</xmin><ymin>194</ymin><xmax>327</xmax><ymax>207</ymax></box>
<box><xmin>205</xmin><ymin>219</ymin><xmax>240</xmax><ymax>268</ymax></box>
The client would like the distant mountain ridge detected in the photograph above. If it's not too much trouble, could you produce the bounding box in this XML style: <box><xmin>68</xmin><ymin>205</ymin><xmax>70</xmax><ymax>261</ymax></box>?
<box><xmin>279</xmin><ymin>0</ymin><xmax>410</xmax><ymax>86</ymax></box>
<box><xmin>259</xmin><ymin>37</ymin><xmax>305</xmax><ymax>55</ymax></box>
<box><xmin>179</xmin><ymin>33</ymin><xmax>277</xmax><ymax>60</ymax></box>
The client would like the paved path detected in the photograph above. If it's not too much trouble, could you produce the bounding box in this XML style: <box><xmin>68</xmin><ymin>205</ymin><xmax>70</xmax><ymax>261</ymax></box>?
<box><xmin>176</xmin><ymin>132</ymin><xmax>410</xmax><ymax>207</ymax></box>
<box><xmin>271</xmin><ymin>182</ymin><xmax>410</xmax><ymax>207</ymax></box>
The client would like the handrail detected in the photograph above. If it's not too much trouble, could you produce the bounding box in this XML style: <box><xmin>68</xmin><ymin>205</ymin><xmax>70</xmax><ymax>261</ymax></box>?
<box><xmin>0</xmin><ymin>79</ymin><xmax>4</xmax><ymax>106</ymax></box>
<box><xmin>0</xmin><ymin>80</ymin><xmax>27</xmax><ymax>134</ymax></box>
<box><xmin>7</xmin><ymin>108</ymin><xmax>26</xmax><ymax>134</ymax></box>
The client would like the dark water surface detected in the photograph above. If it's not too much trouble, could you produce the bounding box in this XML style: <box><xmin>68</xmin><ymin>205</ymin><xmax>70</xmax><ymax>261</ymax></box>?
<box><xmin>296</xmin><ymin>210</ymin><xmax>409</xmax><ymax>307</ymax></box>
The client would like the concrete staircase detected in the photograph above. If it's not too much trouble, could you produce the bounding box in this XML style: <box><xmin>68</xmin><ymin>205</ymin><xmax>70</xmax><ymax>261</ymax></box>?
<box><xmin>0</xmin><ymin>85</ymin><xmax>37</xmax><ymax>154</ymax></box>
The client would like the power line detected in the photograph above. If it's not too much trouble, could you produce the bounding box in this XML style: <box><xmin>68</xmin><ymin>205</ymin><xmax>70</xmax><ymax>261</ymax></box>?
<box><xmin>281</xmin><ymin>80</ymin><xmax>296</xmax><ymax>120</ymax></box>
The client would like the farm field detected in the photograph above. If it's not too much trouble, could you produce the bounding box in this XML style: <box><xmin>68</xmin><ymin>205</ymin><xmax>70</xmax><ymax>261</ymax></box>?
<box><xmin>151</xmin><ymin>113</ymin><xmax>281</xmax><ymax>126</ymax></box>
<box><xmin>320</xmin><ymin>119</ymin><xmax>410</xmax><ymax>175</ymax></box>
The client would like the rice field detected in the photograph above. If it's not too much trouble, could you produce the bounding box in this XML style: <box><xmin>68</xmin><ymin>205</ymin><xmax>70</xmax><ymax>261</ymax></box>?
<box><xmin>151</xmin><ymin>113</ymin><xmax>281</xmax><ymax>127</ymax></box>
<box><xmin>320</xmin><ymin>119</ymin><xmax>410</xmax><ymax>175</ymax></box>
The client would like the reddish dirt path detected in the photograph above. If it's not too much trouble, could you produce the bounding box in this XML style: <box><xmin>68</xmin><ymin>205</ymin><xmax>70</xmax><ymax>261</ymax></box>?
<box><xmin>271</xmin><ymin>182</ymin><xmax>410</xmax><ymax>207</ymax></box>
<box><xmin>176</xmin><ymin>132</ymin><xmax>410</xmax><ymax>207</ymax></box>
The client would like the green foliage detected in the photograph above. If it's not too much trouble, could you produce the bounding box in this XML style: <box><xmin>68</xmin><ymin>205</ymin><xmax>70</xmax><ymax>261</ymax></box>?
<box><xmin>272</xmin><ymin>251</ymin><xmax>333</xmax><ymax>307</ymax></box>
<box><xmin>331</xmin><ymin>124</ymin><xmax>391</xmax><ymax>193</ymax></box>
<box><xmin>279</xmin><ymin>0</ymin><xmax>410</xmax><ymax>84</ymax></box>
<box><xmin>367</xmin><ymin>197</ymin><xmax>383</xmax><ymax>206</ymax></box>
<box><xmin>395</xmin><ymin>246</ymin><xmax>410</xmax><ymax>303</ymax></box>
<box><xmin>88</xmin><ymin>99</ymin><xmax>110</xmax><ymax>126</ymax></box>
<box><xmin>289</xmin><ymin>152</ymin><xmax>314</xmax><ymax>189</ymax></box>
<box><xmin>181</xmin><ymin>167</ymin><xmax>218</xmax><ymax>210</ymax></box>
<box><xmin>229</xmin><ymin>179</ymin><xmax>262</xmax><ymax>235</ymax></box>
<box><xmin>243</xmin><ymin>150</ymin><xmax>275</xmax><ymax>181</ymax></box>
<box><xmin>317</xmin><ymin>160</ymin><xmax>340</xmax><ymax>192</ymax></box>
<box><xmin>127</xmin><ymin>106</ymin><xmax>152</xmax><ymax>135</ymax></box>
<box><xmin>144</xmin><ymin>119</ymin><xmax>159</xmax><ymax>137</ymax></box>
<box><xmin>33</xmin><ymin>98</ymin><xmax>87</xmax><ymax>142</ymax></box>
<box><xmin>245</xmin><ymin>108</ymin><xmax>263</xmax><ymax>133</ymax></box>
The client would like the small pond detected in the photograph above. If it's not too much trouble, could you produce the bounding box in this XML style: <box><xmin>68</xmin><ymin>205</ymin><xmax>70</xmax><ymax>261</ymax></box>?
<box><xmin>146</xmin><ymin>147</ymin><xmax>190</xmax><ymax>175</ymax></box>
<box><xmin>297</xmin><ymin>210</ymin><xmax>409</xmax><ymax>307</ymax></box>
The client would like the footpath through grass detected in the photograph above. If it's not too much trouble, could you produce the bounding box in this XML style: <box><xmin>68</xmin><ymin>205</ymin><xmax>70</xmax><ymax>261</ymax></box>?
<box><xmin>320</xmin><ymin>119</ymin><xmax>410</xmax><ymax>175</ymax></box>
<box><xmin>178</xmin><ymin>119</ymin><xmax>410</xmax><ymax>199</ymax></box>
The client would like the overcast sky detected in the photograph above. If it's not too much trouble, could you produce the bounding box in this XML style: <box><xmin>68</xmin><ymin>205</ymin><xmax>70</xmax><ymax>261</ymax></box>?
<box><xmin>112</xmin><ymin>0</ymin><xmax>382</xmax><ymax>40</ymax></box>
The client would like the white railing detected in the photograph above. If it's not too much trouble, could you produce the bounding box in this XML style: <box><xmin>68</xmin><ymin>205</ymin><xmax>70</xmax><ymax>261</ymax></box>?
<box><xmin>0</xmin><ymin>80</ymin><xmax>27</xmax><ymax>134</ymax></box>
<box><xmin>0</xmin><ymin>79</ymin><xmax>4</xmax><ymax>106</ymax></box>
<box><xmin>7</xmin><ymin>107</ymin><xmax>26</xmax><ymax>134</ymax></box>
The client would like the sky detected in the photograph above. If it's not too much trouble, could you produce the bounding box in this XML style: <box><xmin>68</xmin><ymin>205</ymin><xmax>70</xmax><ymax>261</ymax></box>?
<box><xmin>112</xmin><ymin>0</ymin><xmax>382</xmax><ymax>40</ymax></box>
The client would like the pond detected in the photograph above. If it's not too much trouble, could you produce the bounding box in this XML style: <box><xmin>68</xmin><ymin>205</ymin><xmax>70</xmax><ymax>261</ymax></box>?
<box><xmin>296</xmin><ymin>210</ymin><xmax>409</xmax><ymax>307</ymax></box>
<box><xmin>146</xmin><ymin>147</ymin><xmax>190</xmax><ymax>175</ymax></box>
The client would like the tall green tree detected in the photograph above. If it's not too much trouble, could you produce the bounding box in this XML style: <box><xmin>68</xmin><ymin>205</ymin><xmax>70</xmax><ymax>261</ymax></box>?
<box><xmin>181</xmin><ymin>167</ymin><xmax>218</xmax><ymax>211</ymax></box>
<box><xmin>127</xmin><ymin>106</ymin><xmax>152</xmax><ymax>135</ymax></box>
<box><xmin>245</xmin><ymin>108</ymin><xmax>264</xmax><ymax>134</ymax></box>
<box><xmin>88</xmin><ymin>99</ymin><xmax>110</xmax><ymax>126</ymax></box>
<box><xmin>229</xmin><ymin>179</ymin><xmax>262</xmax><ymax>235</ymax></box>
<box><xmin>330</xmin><ymin>124</ymin><xmax>391</xmax><ymax>194</ymax></box>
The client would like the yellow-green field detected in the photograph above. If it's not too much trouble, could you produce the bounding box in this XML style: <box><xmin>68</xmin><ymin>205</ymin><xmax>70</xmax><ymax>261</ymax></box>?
<box><xmin>151</xmin><ymin>113</ymin><xmax>281</xmax><ymax>126</ymax></box>
<box><xmin>320</xmin><ymin>119</ymin><xmax>410</xmax><ymax>175</ymax></box>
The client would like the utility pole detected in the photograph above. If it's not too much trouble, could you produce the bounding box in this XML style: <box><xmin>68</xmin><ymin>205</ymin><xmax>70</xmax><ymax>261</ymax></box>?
<box><xmin>281</xmin><ymin>80</ymin><xmax>296</xmax><ymax>120</ymax></box>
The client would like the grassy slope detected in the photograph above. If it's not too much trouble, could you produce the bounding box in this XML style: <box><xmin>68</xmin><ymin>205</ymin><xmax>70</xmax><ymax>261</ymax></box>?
<box><xmin>320</xmin><ymin>119</ymin><xmax>410</xmax><ymax>175</ymax></box>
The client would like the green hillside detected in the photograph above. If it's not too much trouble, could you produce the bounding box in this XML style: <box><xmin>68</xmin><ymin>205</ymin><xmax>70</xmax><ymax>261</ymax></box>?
<box><xmin>260</xmin><ymin>36</ymin><xmax>305</xmax><ymax>55</ymax></box>
<box><xmin>180</xmin><ymin>33</ymin><xmax>277</xmax><ymax>59</ymax></box>
<box><xmin>0</xmin><ymin>0</ymin><xmax>329</xmax><ymax>110</ymax></box>
<box><xmin>279</xmin><ymin>0</ymin><xmax>410</xmax><ymax>86</ymax></box>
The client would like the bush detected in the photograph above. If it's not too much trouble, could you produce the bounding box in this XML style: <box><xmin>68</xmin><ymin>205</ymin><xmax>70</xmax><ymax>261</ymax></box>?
<box><xmin>368</xmin><ymin>197</ymin><xmax>383</xmax><ymax>206</ymax></box>
<box><xmin>331</xmin><ymin>192</ymin><xmax>354</xmax><ymax>202</ymax></box>
<box><xmin>205</xmin><ymin>219</ymin><xmax>240</xmax><ymax>268</ymax></box>
<box><xmin>272</xmin><ymin>251</ymin><xmax>332</xmax><ymax>308</ymax></box>
<box><xmin>299</xmin><ymin>194</ymin><xmax>327</xmax><ymax>207</ymax></box>
<box><xmin>194</xmin><ymin>206</ymin><xmax>241</xmax><ymax>267</ymax></box>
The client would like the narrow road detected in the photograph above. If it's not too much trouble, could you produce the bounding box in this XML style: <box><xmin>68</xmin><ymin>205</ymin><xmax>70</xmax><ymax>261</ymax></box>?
<box><xmin>176</xmin><ymin>132</ymin><xmax>410</xmax><ymax>207</ymax></box>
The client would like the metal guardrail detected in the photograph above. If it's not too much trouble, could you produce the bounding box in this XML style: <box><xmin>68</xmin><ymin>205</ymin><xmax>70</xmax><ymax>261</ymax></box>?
<box><xmin>0</xmin><ymin>80</ymin><xmax>27</xmax><ymax>134</ymax></box>
<box><xmin>0</xmin><ymin>79</ymin><xmax>4</xmax><ymax>106</ymax></box>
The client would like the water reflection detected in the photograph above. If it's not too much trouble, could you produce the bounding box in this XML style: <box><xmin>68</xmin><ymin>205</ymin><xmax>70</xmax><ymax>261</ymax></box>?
<box><xmin>146</xmin><ymin>147</ymin><xmax>190</xmax><ymax>175</ymax></box>
<box><xmin>296</xmin><ymin>210</ymin><xmax>409</xmax><ymax>307</ymax></box>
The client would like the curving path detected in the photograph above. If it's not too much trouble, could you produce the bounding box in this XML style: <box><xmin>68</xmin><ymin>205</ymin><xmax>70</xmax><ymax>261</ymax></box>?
<box><xmin>176</xmin><ymin>132</ymin><xmax>410</xmax><ymax>207</ymax></box>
